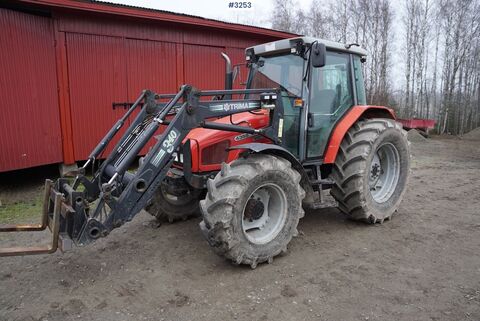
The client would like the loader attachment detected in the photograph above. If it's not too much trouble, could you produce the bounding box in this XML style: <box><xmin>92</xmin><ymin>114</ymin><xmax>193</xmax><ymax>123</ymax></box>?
<box><xmin>0</xmin><ymin>180</ymin><xmax>70</xmax><ymax>256</ymax></box>
<box><xmin>0</xmin><ymin>85</ymin><xmax>282</xmax><ymax>256</ymax></box>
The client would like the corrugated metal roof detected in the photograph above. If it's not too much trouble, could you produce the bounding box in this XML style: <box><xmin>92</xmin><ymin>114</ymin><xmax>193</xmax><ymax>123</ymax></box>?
<box><xmin>93</xmin><ymin>1</ymin><xmax>276</xmax><ymax>32</ymax></box>
<box><xmin>17</xmin><ymin>0</ymin><xmax>297</xmax><ymax>38</ymax></box>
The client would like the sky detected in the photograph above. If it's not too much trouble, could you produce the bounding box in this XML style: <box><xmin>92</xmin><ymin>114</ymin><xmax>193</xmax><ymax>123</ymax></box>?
<box><xmin>101</xmin><ymin>0</ymin><xmax>310</xmax><ymax>27</ymax></box>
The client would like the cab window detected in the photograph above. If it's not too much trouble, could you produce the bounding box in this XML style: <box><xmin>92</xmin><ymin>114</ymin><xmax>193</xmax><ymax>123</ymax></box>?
<box><xmin>307</xmin><ymin>51</ymin><xmax>354</xmax><ymax>158</ymax></box>
<box><xmin>353</xmin><ymin>55</ymin><xmax>367</xmax><ymax>105</ymax></box>
<box><xmin>248</xmin><ymin>54</ymin><xmax>305</xmax><ymax>155</ymax></box>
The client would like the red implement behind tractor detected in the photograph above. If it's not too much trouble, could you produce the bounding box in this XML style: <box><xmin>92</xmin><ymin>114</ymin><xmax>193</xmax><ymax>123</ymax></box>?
<box><xmin>398</xmin><ymin>118</ymin><xmax>435</xmax><ymax>137</ymax></box>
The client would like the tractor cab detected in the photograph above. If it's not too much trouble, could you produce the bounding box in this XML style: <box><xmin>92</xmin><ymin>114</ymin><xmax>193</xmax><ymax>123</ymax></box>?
<box><xmin>245</xmin><ymin>37</ymin><xmax>368</xmax><ymax>161</ymax></box>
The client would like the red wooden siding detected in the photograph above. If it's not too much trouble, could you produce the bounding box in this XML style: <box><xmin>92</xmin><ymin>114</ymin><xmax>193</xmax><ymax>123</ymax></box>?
<box><xmin>58</xmin><ymin>13</ymin><xmax>183</xmax><ymax>44</ymax></box>
<box><xmin>66</xmin><ymin>33</ymin><xmax>128</xmax><ymax>160</ymax></box>
<box><xmin>126</xmin><ymin>39</ymin><xmax>178</xmax><ymax>99</ymax></box>
<box><xmin>126</xmin><ymin>39</ymin><xmax>177</xmax><ymax>154</ymax></box>
<box><xmin>0</xmin><ymin>8</ymin><xmax>62</xmax><ymax>171</ymax></box>
<box><xmin>184</xmin><ymin>44</ymin><xmax>226</xmax><ymax>91</ymax></box>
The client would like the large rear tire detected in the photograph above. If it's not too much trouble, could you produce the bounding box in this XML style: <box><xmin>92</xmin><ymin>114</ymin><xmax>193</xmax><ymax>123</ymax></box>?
<box><xmin>199</xmin><ymin>154</ymin><xmax>305</xmax><ymax>268</ymax></box>
<box><xmin>330</xmin><ymin>118</ymin><xmax>410</xmax><ymax>223</ymax></box>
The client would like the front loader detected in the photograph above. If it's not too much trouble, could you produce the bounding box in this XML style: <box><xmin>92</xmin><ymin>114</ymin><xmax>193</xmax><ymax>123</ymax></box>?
<box><xmin>0</xmin><ymin>37</ymin><xmax>410</xmax><ymax>268</ymax></box>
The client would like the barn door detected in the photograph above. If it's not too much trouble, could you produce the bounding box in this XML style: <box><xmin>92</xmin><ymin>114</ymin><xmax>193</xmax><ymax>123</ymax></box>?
<box><xmin>66</xmin><ymin>34</ymin><xmax>128</xmax><ymax>160</ymax></box>
<box><xmin>125</xmin><ymin>39</ymin><xmax>177</xmax><ymax>155</ymax></box>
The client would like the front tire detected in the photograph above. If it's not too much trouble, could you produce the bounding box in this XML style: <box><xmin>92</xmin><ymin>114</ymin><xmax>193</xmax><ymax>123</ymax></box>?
<box><xmin>330</xmin><ymin>118</ymin><xmax>410</xmax><ymax>223</ymax></box>
<box><xmin>200</xmin><ymin>154</ymin><xmax>305</xmax><ymax>268</ymax></box>
<box><xmin>146</xmin><ymin>183</ymin><xmax>202</xmax><ymax>223</ymax></box>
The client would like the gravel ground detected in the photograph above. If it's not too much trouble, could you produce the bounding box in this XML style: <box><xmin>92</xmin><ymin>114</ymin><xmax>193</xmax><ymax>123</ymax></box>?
<box><xmin>0</xmin><ymin>135</ymin><xmax>479</xmax><ymax>321</ymax></box>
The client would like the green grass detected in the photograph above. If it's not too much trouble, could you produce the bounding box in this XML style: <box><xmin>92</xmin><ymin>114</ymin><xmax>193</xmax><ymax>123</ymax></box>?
<box><xmin>0</xmin><ymin>173</ymin><xmax>114</xmax><ymax>225</ymax></box>
<box><xmin>0</xmin><ymin>196</ymin><xmax>43</xmax><ymax>224</ymax></box>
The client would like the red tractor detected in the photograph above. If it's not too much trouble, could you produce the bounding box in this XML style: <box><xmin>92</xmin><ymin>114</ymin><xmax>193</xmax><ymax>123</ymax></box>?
<box><xmin>0</xmin><ymin>37</ymin><xmax>410</xmax><ymax>268</ymax></box>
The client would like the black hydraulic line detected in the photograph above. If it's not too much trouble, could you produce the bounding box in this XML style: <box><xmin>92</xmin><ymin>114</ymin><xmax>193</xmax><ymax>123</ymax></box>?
<box><xmin>200</xmin><ymin>88</ymin><xmax>275</xmax><ymax>96</ymax></box>
<box><xmin>156</xmin><ymin>93</ymin><xmax>177</xmax><ymax>99</ymax></box>
<box><xmin>114</xmin><ymin>121</ymin><xmax>161</xmax><ymax>175</ymax></box>
<box><xmin>104</xmin><ymin>164</ymin><xmax>134</xmax><ymax>185</ymax></box>
<box><xmin>113</xmin><ymin>93</ymin><xmax>187</xmax><ymax>176</ymax></box>
<box><xmin>87</xmin><ymin>91</ymin><xmax>146</xmax><ymax>160</ymax></box>
<box><xmin>201</xmin><ymin>121</ymin><xmax>260</xmax><ymax>134</ymax></box>
<box><xmin>156</xmin><ymin>86</ymin><xmax>187</xmax><ymax>121</ymax></box>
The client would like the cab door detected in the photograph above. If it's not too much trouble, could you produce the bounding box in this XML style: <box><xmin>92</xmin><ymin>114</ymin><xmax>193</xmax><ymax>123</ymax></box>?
<box><xmin>306</xmin><ymin>51</ymin><xmax>354</xmax><ymax>158</ymax></box>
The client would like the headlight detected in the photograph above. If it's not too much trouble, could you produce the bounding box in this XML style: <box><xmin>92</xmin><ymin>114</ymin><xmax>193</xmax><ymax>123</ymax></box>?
<box><xmin>260</xmin><ymin>92</ymin><xmax>277</xmax><ymax>110</ymax></box>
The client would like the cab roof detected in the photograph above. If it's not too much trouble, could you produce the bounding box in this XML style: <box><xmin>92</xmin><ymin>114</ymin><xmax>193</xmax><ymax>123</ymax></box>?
<box><xmin>247</xmin><ymin>36</ymin><xmax>368</xmax><ymax>57</ymax></box>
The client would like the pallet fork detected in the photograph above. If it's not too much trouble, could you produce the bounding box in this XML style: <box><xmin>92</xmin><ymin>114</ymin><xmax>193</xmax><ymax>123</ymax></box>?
<box><xmin>0</xmin><ymin>180</ymin><xmax>71</xmax><ymax>256</ymax></box>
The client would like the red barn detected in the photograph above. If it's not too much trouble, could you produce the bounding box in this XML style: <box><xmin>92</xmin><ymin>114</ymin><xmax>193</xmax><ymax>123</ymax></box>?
<box><xmin>0</xmin><ymin>0</ymin><xmax>294</xmax><ymax>172</ymax></box>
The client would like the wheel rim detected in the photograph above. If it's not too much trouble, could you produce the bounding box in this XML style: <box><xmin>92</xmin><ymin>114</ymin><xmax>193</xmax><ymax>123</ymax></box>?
<box><xmin>242</xmin><ymin>183</ymin><xmax>287</xmax><ymax>245</ymax></box>
<box><xmin>369</xmin><ymin>143</ymin><xmax>401</xmax><ymax>203</ymax></box>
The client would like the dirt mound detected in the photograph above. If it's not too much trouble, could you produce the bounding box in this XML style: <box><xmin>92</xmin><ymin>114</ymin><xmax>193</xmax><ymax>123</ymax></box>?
<box><xmin>407</xmin><ymin>129</ymin><xmax>427</xmax><ymax>143</ymax></box>
<box><xmin>462</xmin><ymin>127</ymin><xmax>480</xmax><ymax>140</ymax></box>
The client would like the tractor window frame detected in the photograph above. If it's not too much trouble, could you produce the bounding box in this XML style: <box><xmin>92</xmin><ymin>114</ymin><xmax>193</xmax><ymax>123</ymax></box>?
<box><xmin>246</xmin><ymin>53</ymin><xmax>305</xmax><ymax>98</ymax></box>
<box><xmin>246</xmin><ymin>53</ymin><xmax>307</xmax><ymax>156</ymax></box>
<box><xmin>352</xmin><ymin>55</ymin><xmax>366</xmax><ymax>105</ymax></box>
<box><xmin>304</xmin><ymin>50</ymin><xmax>357</xmax><ymax>161</ymax></box>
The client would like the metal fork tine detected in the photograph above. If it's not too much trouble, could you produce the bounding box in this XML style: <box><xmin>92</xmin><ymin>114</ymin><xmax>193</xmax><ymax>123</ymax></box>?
<box><xmin>0</xmin><ymin>180</ymin><xmax>53</xmax><ymax>233</ymax></box>
<box><xmin>0</xmin><ymin>181</ymin><xmax>62</xmax><ymax>257</ymax></box>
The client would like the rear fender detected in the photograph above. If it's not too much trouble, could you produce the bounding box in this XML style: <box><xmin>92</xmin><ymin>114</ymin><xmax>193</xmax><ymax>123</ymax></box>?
<box><xmin>323</xmin><ymin>105</ymin><xmax>396</xmax><ymax>164</ymax></box>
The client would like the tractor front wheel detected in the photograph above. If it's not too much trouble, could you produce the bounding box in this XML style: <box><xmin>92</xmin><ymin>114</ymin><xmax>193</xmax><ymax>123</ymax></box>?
<box><xmin>200</xmin><ymin>154</ymin><xmax>305</xmax><ymax>268</ymax></box>
<box><xmin>146</xmin><ymin>181</ymin><xmax>202</xmax><ymax>223</ymax></box>
<box><xmin>330</xmin><ymin>118</ymin><xmax>410</xmax><ymax>223</ymax></box>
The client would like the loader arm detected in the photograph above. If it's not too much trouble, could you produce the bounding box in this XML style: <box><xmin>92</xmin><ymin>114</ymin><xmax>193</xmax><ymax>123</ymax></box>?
<box><xmin>0</xmin><ymin>85</ymin><xmax>283</xmax><ymax>255</ymax></box>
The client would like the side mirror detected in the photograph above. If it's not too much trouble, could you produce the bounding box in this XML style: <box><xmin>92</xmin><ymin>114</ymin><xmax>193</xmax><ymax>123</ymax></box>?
<box><xmin>311</xmin><ymin>42</ymin><xmax>326</xmax><ymax>68</ymax></box>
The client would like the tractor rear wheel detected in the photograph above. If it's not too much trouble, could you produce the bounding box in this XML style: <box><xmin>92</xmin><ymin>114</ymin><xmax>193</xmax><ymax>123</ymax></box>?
<box><xmin>330</xmin><ymin>118</ymin><xmax>410</xmax><ymax>223</ymax></box>
<box><xmin>199</xmin><ymin>154</ymin><xmax>305</xmax><ymax>268</ymax></box>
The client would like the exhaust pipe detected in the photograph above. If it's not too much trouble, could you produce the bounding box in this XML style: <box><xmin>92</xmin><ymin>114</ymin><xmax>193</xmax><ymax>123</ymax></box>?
<box><xmin>221</xmin><ymin>52</ymin><xmax>233</xmax><ymax>99</ymax></box>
